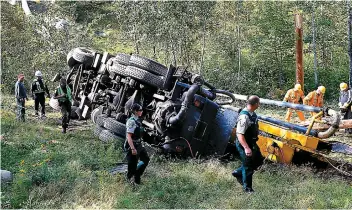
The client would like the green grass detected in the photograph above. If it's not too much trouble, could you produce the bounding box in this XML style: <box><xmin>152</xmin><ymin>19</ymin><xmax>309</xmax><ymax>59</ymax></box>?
<box><xmin>1</xmin><ymin>98</ymin><xmax>352</xmax><ymax>209</ymax></box>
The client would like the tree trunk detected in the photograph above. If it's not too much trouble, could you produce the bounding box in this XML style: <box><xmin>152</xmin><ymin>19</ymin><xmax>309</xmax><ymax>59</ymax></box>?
<box><xmin>200</xmin><ymin>16</ymin><xmax>207</xmax><ymax>75</ymax></box>
<box><xmin>349</xmin><ymin>1</ymin><xmax>352</xmax><ymax>87</ymax></box>
<box><xmin>21</xmin><ymin>0</ymin><xmax>31</xmax><ymax>16</ymax></box>
<box><xmin>237</xmin><ymin>0</ymin><xmax>242</xmax><ymax>80</ymax></box>
<box><xmin>153</xmin><ymin>46</ymin><xmax>156</xmax><ymax>59</ymax></box>
<box><xmin>312</xmin><ymin>5</ymin><xmax>319</xmax><ymax>88</ymax></box>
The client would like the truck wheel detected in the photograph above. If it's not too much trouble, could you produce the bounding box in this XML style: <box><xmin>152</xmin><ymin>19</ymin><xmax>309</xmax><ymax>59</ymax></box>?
<box><xmin>94</xmin><ymin>125</ymin><xmax>104</xmax><ymax>137</ymax></box>
<box><xmin>91</xmin><ymin>107</ymin><xmax>99</xmax><ymax>124</ymax></box>
<box><xmin>67</xmin><ymin>49</ymin><xmax>77</xmax><ymax>68</ymax></box>
<box><xmin>104</xmin><ymin>118</ymin><xmax>126</xmax><ymax>137</ymax></box>
<box><xmin>124</xmin><ymin>66</ymin><xmax>164</xmax><ymax>89</ymax></box>
<box><xmin>115</xmin><ymin>53</ymin><xmax>131</xmax><ymax>66</ymax></box>
<box><xmin>72</xmin><ymin>47</ymin><xmax>95</xmax><ymax>66</ymax></box>
<box><xmin>96</xmin><ymin>114</ymin><xmax>107</xmax><ymax>127</ymax></box>
<box><xmin>108</xmin><ymin>60</ymin><xmax>128</xmax><ymax>77</ymax></box>
<box><xmin>129</xmin><ymin>54</ymin><xmax>168</xmax><ymax>76</ymax></box>
<box><xmin>99</xmin><ymin>129</ymin><xmax>124</xmax><ymax>143</ymax></box>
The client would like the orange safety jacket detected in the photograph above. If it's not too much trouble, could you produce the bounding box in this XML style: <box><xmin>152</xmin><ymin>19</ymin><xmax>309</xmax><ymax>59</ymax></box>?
<box><xmin>283</xmin><ymin>89</ymin><xmax>305</xmax><ymax>104</ymax></box>
<box><xmin>303</xmin><ymin>91</ymin><xmax>324</xmax><ymax>107</ymax></box>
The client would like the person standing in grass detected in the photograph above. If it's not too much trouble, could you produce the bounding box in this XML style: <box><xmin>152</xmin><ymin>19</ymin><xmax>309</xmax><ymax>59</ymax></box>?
<box><xmin>232</xmin><ymin>95</ymin><xmax>263</xmax><ymax>193</ymax></box>
<box><xmin>54</xmin><ymin>78</ymin><xmax>72</xmax><ymax>134</ymax></box>
<box><xmin>15</xmin><ymin>73</ymin><xmax>28</xmax><ymax>122</ymax></box>
<box><xmin>124</xmin><ymin>103</ymin><xmax>150</xmax><ymax>185</ymax></box>
<box><xmin>31</xmin><ymin>70</ymin><xmax>50</xmax><ymax>118</ymax></box>
<box><xmin>283</xmin><ymin>84</ymin><xmax>305</xmax><ymax>122</ymax></box>
<box><xmin>339</xmin><ymin>82</ymin><xmax>352</xmax><ymax>134</ymax></box>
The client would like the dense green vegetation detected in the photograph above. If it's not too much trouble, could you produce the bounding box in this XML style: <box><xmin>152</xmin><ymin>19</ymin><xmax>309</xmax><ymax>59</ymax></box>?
<box><xmin>1</xmin><ymin>1</ymin><xmax>350</xmax><ymax>100</ymax></box>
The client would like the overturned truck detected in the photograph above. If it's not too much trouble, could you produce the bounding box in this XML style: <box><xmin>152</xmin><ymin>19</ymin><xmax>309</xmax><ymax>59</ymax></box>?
<box><xmin>54</xmin><ymin>47</ymin><xmax>352</xmax><ymax>174</ymax></box>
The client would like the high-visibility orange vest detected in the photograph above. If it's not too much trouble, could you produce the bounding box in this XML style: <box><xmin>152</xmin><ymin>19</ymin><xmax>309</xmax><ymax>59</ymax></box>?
<box><xmin>283</xmin><ymin>89</ymin><xmax>305</xmax><ymax>104</ymax></box>
<box><xmin>304</xmin><ymin>91</ymin><xmax>324</xmax><ymax>107</ymax></box>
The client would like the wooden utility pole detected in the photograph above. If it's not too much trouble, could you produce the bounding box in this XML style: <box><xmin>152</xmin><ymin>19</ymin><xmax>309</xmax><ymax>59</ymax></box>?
<box><xmin>348</xmin><ymin>1</ymin><xmax>352</xmax><ymax>88</ymax></box>
<box><xmin>312</xmin><ymin>5</ymin><xmax>318</xmax><ymax>88</ymax></box>
<box><xmin>295</xmin><ymin>14</ymin><xmax>304</xmax><ymax>91</ymax></box>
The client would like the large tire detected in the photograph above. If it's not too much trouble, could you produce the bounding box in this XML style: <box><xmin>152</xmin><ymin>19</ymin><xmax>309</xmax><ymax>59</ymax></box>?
<box><xmin>99</xmin><ymin>129</ymin><xmax>124</xmax><ymax>143</ymax></box>
<box><xmin>91</xmin><ymin>106</ymin><xmax>104</xmax><ymax>124</ymax></box>
<box><xmin>115</xmin><ymin>53</ymin><xmax>131</xmax><ymax>66</ymax></box>
<box><xmin>67</xmin><ymin>49</ymin><xmax>77</xmax><ymax>68</ymax></box>
<box><xmin>94</xmin><ymin>125</ymin><xmax>104</xmax><ymax>137</ymax></box>
<box><xmin>104</xmin><ymin>118</ymin><xmax>126</xmax><ymax>137</ymax></box>
<box><xmin>124</xmin><ymin>66</ymin><xmax>164</xmax><ymax>89</ymax></box>
<box><xmin>107</xmin><ymin>59</ymin><xmax>128</xmax><ymax>77</ymax></box>
<box><xmin>129</xmin><ymin>54</ymin><xmax>168</xmax><ymax>76</ymax></box>
<box><xmin>162</xmin><ymin>65</ymin><xmax>175</xmax><ymax>90</ymax></box>
<box><xmin>72</xmin><ymin>48</ymin><xmax>95</xmax><ymax>66</ymax></box>
<box><xmin>91</xmin><ymin>108</ymin><xmax>98</xmax><ymax>124</ymax></box>
<box><xmin>96</xmin><ymin>114</ymin><xmax>107</xmax><ymax>127</ymax></box>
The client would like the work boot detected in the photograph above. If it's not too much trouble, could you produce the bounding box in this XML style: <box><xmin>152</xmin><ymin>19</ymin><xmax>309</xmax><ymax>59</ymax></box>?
<box><xmin>232</xmin><ymin>170</ymin><xmax>243</xmax><ymax>186</ymax></box>
<box><xmin>35</xmin><ymin>111</ymin><xmax>39</xmax><ymax>117</ymax></box>
<box><xmin>134</xmin><ymin>175</ymin><xmax>141</xmax><ymax>185</ymax></box>
<box><xmin>125</xmin><ymin>173</ymin><xmax>134</xmax><ymax>184</ymax></box>
<box><xmin>244</xmin><ymin>187</ymin><xmax>254</xmax><ymax>193</ymax></box>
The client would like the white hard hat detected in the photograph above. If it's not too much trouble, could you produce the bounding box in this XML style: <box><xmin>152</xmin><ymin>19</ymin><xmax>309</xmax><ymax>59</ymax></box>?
<box><xmin>35</xmin><ymin>71</ymin><xmax>42</xmax><ymax>77</ymax></box>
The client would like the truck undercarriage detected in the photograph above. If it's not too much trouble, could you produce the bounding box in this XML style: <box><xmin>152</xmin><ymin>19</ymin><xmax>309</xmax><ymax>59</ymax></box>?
<box><xmin>50</xmin><ymin>47</ymin><xmax>352</xmax><ymax>176</ymax></box>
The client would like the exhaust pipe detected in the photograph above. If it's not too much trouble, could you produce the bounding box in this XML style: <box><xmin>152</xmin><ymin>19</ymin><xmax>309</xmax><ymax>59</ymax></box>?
<box><xmin>168</xmin><ymin>84</ymin><xmax>200</xmax><ymax>125</ymax></box>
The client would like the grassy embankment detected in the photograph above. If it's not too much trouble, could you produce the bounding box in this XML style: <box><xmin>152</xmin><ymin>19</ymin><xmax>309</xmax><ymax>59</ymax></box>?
<box><xmin>1</xmin><ymin>96</ymin><xmax>351</xmax><ymax>208</ymax></box>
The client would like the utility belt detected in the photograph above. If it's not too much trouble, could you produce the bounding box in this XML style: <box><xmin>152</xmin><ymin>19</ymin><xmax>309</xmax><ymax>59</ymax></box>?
<box><xmin>236</xmin><ymin>138</ymin><xmax>258</xmax><ymax>150</ymax></box>
<box><xmin>133</xmin><ymin>139</ymin><xmax>142</xmax><ymax>145</ymax></box>
<box><xmin>124</xmin><ymin>139</ymin><xmax>142</xmax><ymax>151</ymax></box>
<box><xmin>33</xmin><ymin>90</ymin><xmax>45</xmax><ymax>94</ymax></box>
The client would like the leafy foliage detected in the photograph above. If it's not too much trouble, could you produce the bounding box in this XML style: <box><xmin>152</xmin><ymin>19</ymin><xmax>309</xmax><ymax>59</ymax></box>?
<box><xmin>1</xmin><ymin>1</ymin><xmax>350</xmax><ymax>100</ymax></box>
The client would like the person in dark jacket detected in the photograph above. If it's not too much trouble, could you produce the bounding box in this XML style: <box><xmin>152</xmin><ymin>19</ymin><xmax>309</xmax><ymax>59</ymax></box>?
<box><xmin>31</xmin><ymin>70</ymin><xmax>50</xmax><ymax>118</ymax></box>
<box><xmin>339</xmin><ymin>82</ymin><xmax>352</xmax><ymax>134</ymax></box>
<box><xmin>54</xmin><ymin>78</ymin><xmax>72</xmax><ymax>133</ymax></box>
<box><xmin>15</xmin><ymin>74</ymin><xmax>28</xmax><ymax>122</ymax></box>
<box><xmin>124</xmin><ymin>103</ymin><xmax>150</xmax><ymax>185</ymax></box>
<box><xmin>232</xmin><ymin>95</ymin><xmax>263</xmax><ymax>193</ymax></box>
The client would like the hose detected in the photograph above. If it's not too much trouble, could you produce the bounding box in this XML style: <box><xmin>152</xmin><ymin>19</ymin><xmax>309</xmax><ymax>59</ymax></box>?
<box><xmin>317</xmin><ymin>108</ymin><xmax>341</xmax><ymax>139</ymax></box>
<box><xmin>168</xmin><ymin>84</ymin><xmax>200</xmax><ymax>125</ymax></box>
<box><xmin>213</xmin><ymin>89</ymin><xmax>237</xmax><ymax>105</ymax></box>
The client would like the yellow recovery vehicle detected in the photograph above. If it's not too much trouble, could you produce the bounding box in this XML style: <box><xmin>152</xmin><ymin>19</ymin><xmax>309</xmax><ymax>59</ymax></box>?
<box><xmin>220</xmin><ymin>92</ymin><xmax>352</xmax><ymax>176</ymax></box>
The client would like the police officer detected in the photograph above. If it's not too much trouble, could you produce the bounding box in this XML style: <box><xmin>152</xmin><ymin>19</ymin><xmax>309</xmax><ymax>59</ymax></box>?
<box><xmin>31</xmin><ymin>71</ymin><xmax>50</xmax><ymax>118</ymax></box>
<box><xmin>15</xmin><ymin>74</ymin><xmax>28</xmax><ymax>122</ymax></box>
<box><xmin>125</xmin><ymin>103</ymin><xmax>150</xmax><ymax>185</ymax></box>
<box><xmin>54</xmin><ymin>78</ymin><xmax>72</xmax><ymax>133</ymax></box>
<box><xmin>339</xmin><ymin>82</ymin><xmax>352</xmax><ymax>134</ymax></box>
<box><xmin>232</xmin><ymin>95</ymin><xmax>263</xmax><ymax>193</ymax></box>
